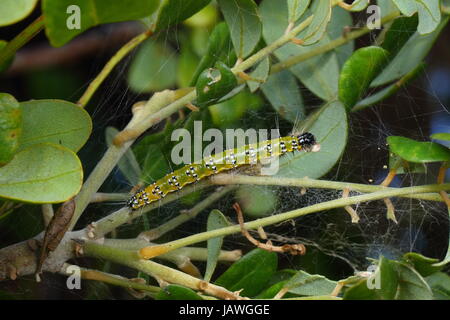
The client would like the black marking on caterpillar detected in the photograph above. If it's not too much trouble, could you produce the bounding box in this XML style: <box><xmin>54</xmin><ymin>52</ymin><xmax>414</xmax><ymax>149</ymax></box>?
<box><xmin>127</xmin><ymin>132</ymin><xmax>318</xmax><ymax>210</ymax></box>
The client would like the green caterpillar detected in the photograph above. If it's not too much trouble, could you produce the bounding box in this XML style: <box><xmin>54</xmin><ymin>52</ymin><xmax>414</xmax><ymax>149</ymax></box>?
<box><xmin>127</xmin><ymin>132</ymin><xmax>318</xmax><ymax>210</ymax></box>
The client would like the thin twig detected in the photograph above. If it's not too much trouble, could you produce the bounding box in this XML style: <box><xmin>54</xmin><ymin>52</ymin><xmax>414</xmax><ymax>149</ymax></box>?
<box><xmin>233</xmin><ymin>203</ymin><xmax>306</xmax><ymax>255</ymax></box>
<box><xmin>0</xmin><ymin>15</ymin><xmax>44</xmax><ymax>67</ymax></box>
<box><xmin>77</xmin><ymin>29</ymin><xmax>153</xmax><ymax>107</ymax></box>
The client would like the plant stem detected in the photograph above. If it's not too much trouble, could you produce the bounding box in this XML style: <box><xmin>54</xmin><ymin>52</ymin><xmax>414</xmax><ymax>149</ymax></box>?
<box><xmin>140</xmin><ymin>185</ymin><xmax>237</xmax><ymax>241</ymax></box>
<box><xmin>77</xmin><ymin>30</ymin><xmax>153</xmax><ymax>108</ymax></box>
<box><xmin>81</xmin><ymin>241</ymin><xmax>244</xmax><ymax>300</ymax></box>
<box><xmin>139</xmin><ymin>183</ymin><xmax>450</xmax><ymax>258</ymax></box>
<box><xmin>210</xmin><ymin>174</ymin><xmax>444</xmax><ymax>202</ymax></box>
<box><xmin>270</xmin><ymin>11</ymin><xmax>400</xmax><ymax>75</ymax></box>
<box><xmin>62</xmin><ymin>264</ymin><xmax>160</xmax><ymax>296</ymax></box>
<box><xmin>0</xmin><ymin>16</ymin><xmax>45</xmax><ymax>67</ymax></box>
<box><xmin>231</xmin><ymin>15</ymin><xmax>314</xmax><ymax>74</ymax></box>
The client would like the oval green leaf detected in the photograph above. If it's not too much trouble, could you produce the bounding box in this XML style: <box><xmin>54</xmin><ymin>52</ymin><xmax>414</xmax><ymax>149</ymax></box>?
<box><xmin>0</xmin><ymin>143</ymin><xmax>83</xmax><ymax>203</ymax></box>
<box><xmin>215</xmin><ymin>248</ymin><xmax>278</xmax><ymax>297</ymax></box>
<box><xmin>277</xmin><ymin>100</ymin><xmax>348</xmax><ymax>179</ymax></box>
<box><xmin>190</xmin><ymin>22</ymin><xmax>234</xmax><ymax>86</ymax></box>
<box><xmin>339</xmin><ymin>46</ymin><xmax>389</xmax><ymax>110</ymax></box>
<box><xmin>127</xmin><ymin>40</ymin><xmax>178</xmax><ymax>93</ymax></box>
<box><xmin>196</xmin><ymin>61</ymin><xmax>238</xmax><ymax>108</ymax></box>
<box><xmin>0</xmin><ymin>0</ymin><xmax>38</xmax><ymax>26</ymax></box>
<box><xmin>217</xmin><ymin>0</ymin><xmax>262</xmax><ymax>59</ymax></box>
<box><xmin>387</xmin><ymin>136</ymin><xmax>450</xmax><ymax>163</ymax></box>
<box><xmin>261</xmin><ymin>69</ymin><xmax>305</xmax><ymax>123</ymax></box>
<box><xmin>0</xmin><ymin>93</ymin><xmax>22</xmax><ymax>166</ymax></box>
<box><xmin>43</xmin><ymin>0</ymin><xmax>159</xmax><ymax>47</ymax></box>
<box><xmin>19</xmin><ymin>99</ymin><xmax>92</xmax><ymax>152</ymax></box>
<box><xmin>204</xmin><ymin>209</ymin><xmax>230</xmax><ymax>282</ymax></box>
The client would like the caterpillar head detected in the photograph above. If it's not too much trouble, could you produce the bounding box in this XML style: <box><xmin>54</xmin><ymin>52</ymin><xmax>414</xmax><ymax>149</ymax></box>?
<box><xmin>298</xmin><ymin>132</ymin><xmax>320</xmax><ymax>152</ymax></box>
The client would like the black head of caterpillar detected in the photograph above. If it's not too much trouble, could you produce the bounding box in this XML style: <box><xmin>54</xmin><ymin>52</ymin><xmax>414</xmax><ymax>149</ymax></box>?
<box><xmin>297</xmin><ymin>132</ymin><xmax>317</xmax><ymax>151</ymax></box>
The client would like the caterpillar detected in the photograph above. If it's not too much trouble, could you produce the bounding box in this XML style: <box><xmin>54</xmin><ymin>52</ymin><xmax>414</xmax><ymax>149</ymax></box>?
<box><xmin>127</xmin><ymin>132</ymin><xmax>319</xmax><ymax>210</ymax></box>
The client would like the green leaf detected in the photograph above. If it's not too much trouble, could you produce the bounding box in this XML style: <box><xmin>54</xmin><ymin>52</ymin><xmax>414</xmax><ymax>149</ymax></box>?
<box><xmin>299</xmin><ymin>0</ymin><xmax>331</xmax><ymax>46</ymax></box>
<box><xmin>260</xmin><ymin>0</ymin><xmax>339</xmax><ymax>101</ymax></box>
<box><xmin>0</xmin><ymin>143</ymin><xmax>82</xmax><ymax>203</ymax></box>
<box><xmin>339</xmin><ymin>46</ymin><xmax>389</xmax><ymax>110</ymax></box>
<box><xmin>196</xmin><ymin>61</ymin><xmax>238</xmax><ymax>108</ymax></box>
<box><xmin>105</xmin><ymin>127</ymin><xmax>141</xmax><ymax>186</ymax></box>
<box><xmin>217</xmin><ymin>0</ymin><xmax>261</xmax><ymax>59</ymax></box>
<box><xmin>42</xmin><ymin>0</ymin><xmax>160</xmax><ymax>47</ymax></box>
<box><xmin>215</xmin><ymin>248</ymin><xmax>278</xmax><ymax>297</ymax></box>
<box><xmin>0</xmin><ymin>93</ymin><xmax>22</xmax><ymax>166</ymax></box>
<box><xmin>190</xmin><ymin>22</ymin><xmax>234</xmax><ymax>86</ymax></box>
<box><xmin>247</xmin><ymin>56</ymin><xmax>270</xmax><ymax>93</ymax></box>
<box><xmin>392</xmin><ymin>0</ymin><xmax>441</xmax><ymax>34</ymax></box>
<box><xmin>0</xmin><ymin>40</ymin><xmax>14</xmax><ymax>72</ymax></box>
<box><xmin>235</xmin><ymin>185</ymin><xmax>278</xmax><ymax>218</ymax></box>
<box><xmin>377</xmin><ymin>257</ymin><xmax>399</xmax><ymax>299</ymax></box>
<box><xmin>154</xmin><ymin>0</ymin><xmax>212</xmax><ymax>31</ymax></box>
<box><xmin>19</xmin><ymin>99</ymin><xmax>92</xmax><ymax>153</ymax></box>
<box><xmin>426</xmin><ymin>272</ymin><xmax>450</xmax><ymax>300</ymax></box>
<box><xmin>127</xmin><ymin>40</ymin><xmax>178</xmax><ymax>93</ymax></box>
<box><xmin>431</xmin><ymin>133</ymin><xmax>450</xmax><ymax>142</ymax></box>
<box><xmin>285</xmin><ymin>270</ymin><xmax>337</xmax><ymax>296</ymax></box>
<box><xmin>381</xmin><ymin>16</ymin><xmax>418</xmax><ymax>57</ymax></box>
<box><xmin>393</xmin><ymin>260</ymin><xmax>433</xmax><ymax>299</ymax></box>
<box><xmin>402</xmin><ymin>252</ymin><xmax>442</xmax><ymax>277</ymax></box>
<box><xmin>343</xmin><ymin>279</ymin><xmax>378</xmax><ymax>300</ymax></box>
<box><xmin>261</xmin><ymin>70</ymin><xmax>305</xmax><ymax>123</ymax></box>
<box><xmin>204</xmin><ymin>209</ymin><xmax>230</xmax><ymax>282</ymax></box>
<box><xmin>372</xmin><ymin>15</ymin><xmax>449</xmax><ymax>87</ymax></box>
<box><xmin>387</xmin><ymin>136</ymin><xmax>450</xmax><ymax>163</ymax></box>
<box><xmin>344</xmin><ymin>258</ymin><xmax>398</xmax><ymax>300</ymax></box>
<box><xmin>277</xmin><ymin>100</ymin><xmax>348</xmax><ymax>179</ymax></box>
<box><xmin>0</xmin><ymin>0</ymin><xmax>38</xmax><ymax>26</ymax></box>
<box><xmin>287</xmin><ymin>0</ymin><xmax>310</xmax><ymax>23</ymax></box>
<box><xmin>155</xmin><ymin>284</ymin><xmax>203</xmax><ymax>300</ymax></box>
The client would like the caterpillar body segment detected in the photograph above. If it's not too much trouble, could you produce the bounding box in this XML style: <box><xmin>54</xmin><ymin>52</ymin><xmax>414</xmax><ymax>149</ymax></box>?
<box><xmin>127</xmin><ymin>132</ymin><xmax>318</xmax><ymax>210</ymax></box>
